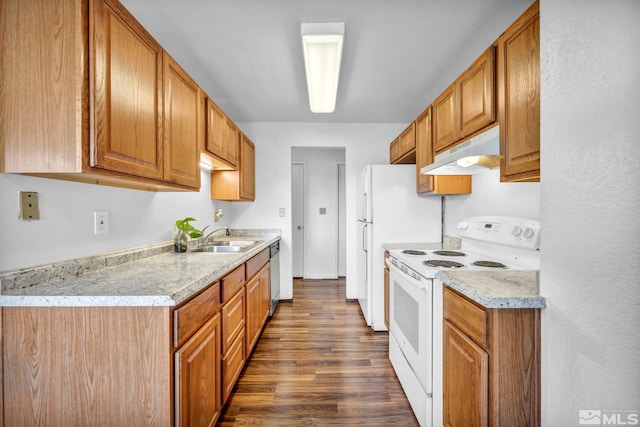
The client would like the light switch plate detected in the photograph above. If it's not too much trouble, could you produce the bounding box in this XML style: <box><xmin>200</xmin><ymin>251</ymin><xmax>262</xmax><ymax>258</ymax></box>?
<box><xmin>19</xmin><ymin>191</ymin><xmax>40</xmax><ymax>220</ymax></box>
<box><xmin>94</xmin><ymin>211</ymin><xmax>109</xmax><ymax>235</ymax></box>
<box><xmin>319</xmin><ymin>207</ymin><xmax>326</xmax><ymax>215</ymax></box>
<box><xmin>279</xmin><ymin>208</ymin><xmax>285</xmax><ymax>217</ymax></box>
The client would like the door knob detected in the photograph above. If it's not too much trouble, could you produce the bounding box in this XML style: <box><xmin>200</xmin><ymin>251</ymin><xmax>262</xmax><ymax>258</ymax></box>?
<box><xmin>297</xmin><ymin>225</ymin><xmax>303</xmax><ymax>230</ymax></box>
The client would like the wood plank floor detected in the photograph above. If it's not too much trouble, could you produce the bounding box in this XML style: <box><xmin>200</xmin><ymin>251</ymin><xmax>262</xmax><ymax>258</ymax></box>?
<box><xmin>217</xmin><ymin>278</ymin><xmax>419</xmax><ymax>426</ymax></box>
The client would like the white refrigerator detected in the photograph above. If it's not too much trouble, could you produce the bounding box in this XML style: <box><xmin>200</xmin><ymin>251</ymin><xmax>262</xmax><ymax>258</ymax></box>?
<box><xmin>356</xmin><ymin>164</ymin><xmax>442</xmax><ymax>331</ymax></box>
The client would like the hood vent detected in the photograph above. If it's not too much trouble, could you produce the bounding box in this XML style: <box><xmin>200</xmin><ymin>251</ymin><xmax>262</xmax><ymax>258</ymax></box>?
<box><xmin>421</xmin><ymin>125</ymin><xmax>500</xmax><ymax>175</ymax></box>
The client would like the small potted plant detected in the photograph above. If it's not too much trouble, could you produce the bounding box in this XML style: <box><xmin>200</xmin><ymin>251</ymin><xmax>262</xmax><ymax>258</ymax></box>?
<box><xmin>174</xmin><ymin>217</ymin><xmax>204</xmax><ymax>252</ymax></box>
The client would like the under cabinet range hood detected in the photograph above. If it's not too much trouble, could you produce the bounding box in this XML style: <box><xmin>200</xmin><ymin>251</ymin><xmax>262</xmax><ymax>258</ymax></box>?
<box><xmin>421</xmin><ymin>125</ymin><xmax>500</xmax><ymax>175</ymax></box>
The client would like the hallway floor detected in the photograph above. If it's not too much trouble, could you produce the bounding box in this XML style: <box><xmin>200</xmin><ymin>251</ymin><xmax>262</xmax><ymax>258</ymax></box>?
<box><xmin>217</xmin><ymin>278</ymin><xmax>419</xmax><ymax>426</ymax></box>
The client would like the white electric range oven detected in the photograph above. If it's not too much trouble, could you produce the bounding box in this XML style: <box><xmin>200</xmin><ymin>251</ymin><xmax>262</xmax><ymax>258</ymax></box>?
<box><xmin>386</xmin><ymin>216</ymin><xmax>541</xmax><ymax>427</ymax></box>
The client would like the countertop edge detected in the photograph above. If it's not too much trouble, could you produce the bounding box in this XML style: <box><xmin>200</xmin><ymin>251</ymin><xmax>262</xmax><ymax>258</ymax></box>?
<box><xmin>437</xmin><ymin>271</ymin><xmax>547</xmax><ymax>309</ymax></box>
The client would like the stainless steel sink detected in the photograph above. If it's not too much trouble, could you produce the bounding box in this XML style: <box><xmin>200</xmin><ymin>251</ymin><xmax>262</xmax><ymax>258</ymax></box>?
<box><xmin>192</xmin><ymin>240</ymin><xmax>259</xmax><ymax>253</ymax></box>
<box><xmin>192</xmin><ymin>245</ymin><xmax>244</xmax><ymax>253</ymax></box>
<box><xmin>207</xmin><ymin>240</ymin><xmax>257</xmax><ymax>247</ymax></box>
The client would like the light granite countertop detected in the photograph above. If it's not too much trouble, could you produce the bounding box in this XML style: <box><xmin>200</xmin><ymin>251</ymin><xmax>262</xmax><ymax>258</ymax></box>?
<box><xmin>437</xmin><ymin>270</ymin><xmax>545</xmax><ymax>309</ymax></box>
<box><xmin>0</xmin><ymin>230</ymin><xmax>280</xmax><ymax>307</ymax></box>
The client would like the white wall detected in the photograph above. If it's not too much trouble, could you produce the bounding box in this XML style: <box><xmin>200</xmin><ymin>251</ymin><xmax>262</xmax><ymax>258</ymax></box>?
<box><xmin>291</xmin><ymin>147</ymin><xmax>345</xmax><ymax>279</ymax></box>
<box><xmin>443</xmin><ymin>169</ymin><xmax>540</xmax><ymax>234</ymax></box>
<box><xmin>0</xmin><ymin>171</ymin><xmax>230</xmax><ymax>271</ymax></box>
<box><xmin>540</xmin><ymin>0</ymin><xmax>640</xmax><ymax>424</ymax></box>
<box><xmin>229</xmin><ymin>122</ymin><xmax>404</xmax><ymax>300</ymax></box>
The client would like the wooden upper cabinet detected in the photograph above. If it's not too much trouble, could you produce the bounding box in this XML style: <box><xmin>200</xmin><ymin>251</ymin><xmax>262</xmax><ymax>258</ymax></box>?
<box><xmin>457</xmin><ymin>47</ymin><xmax>496</xmax><ymax>140</ymax></box>
<box><xmin>432</xmin><ymin>83</ymin><xmax>457</xmax><ymax>154</ymax></box>
<box><xmin>416</xmin><ymin>107</ymin><xmax>471</xmax><ymax>195</ymax></box>
<box><xmin>204</xmin><ymin>98</ymin><xmax>239</xmax><ymax>169</ymax></box>
<box><xmin>240</xmin><ymin>134</ymin><xmax>256</xmax><ymax>200</ymax></box>
<box><xmin>1</xmin><ymin>0</ymin><xmax>201</xmax><ymax>191</ymax></box>
<box><xmin>390</xmin><ymin>124</ymin><xmax>416</xmax><ymax>164</ymax></box>
<box><xmin>433</xmin><ymin>47</ymin><xmax>496</xmax><ymax>155</ymax></box>
<box><xmin>163</xmin><ymin>52</ymin><xmax>201</xmax><ymax>188</ymax></box>
<box><xmin>498</xmin><ymin>0</ymin><xmax>540</xmax><ymax>182</ymax></box>
<box><xmin>91</xmin><ymin>0</ymin><xmax>164</xmax><ymax>180</ymax></box>
<box><xmin>211</xmin><ymin>133</ymin><xmax>255</xmax><ymax>201</ymax></box>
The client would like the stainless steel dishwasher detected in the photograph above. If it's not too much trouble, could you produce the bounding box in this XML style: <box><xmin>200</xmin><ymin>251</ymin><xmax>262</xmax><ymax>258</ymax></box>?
<box><xmin>269</xmin><ymin>241</ymin><xmax>280</xmax><ymax>316</ymax></box>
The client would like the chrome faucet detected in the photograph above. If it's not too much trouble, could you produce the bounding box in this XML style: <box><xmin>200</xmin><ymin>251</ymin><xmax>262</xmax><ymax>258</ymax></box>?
<box><xmin>199</xmin><ymin>226</ymin><xmax>230</xmax><ymax>245</ymax></box>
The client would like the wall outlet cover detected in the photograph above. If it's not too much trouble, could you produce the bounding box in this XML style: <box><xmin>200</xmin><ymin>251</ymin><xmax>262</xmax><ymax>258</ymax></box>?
<box><xmin>19</xmin><ymin>191</ymin><xmax>40</xmax><ymax>220</ymax></box>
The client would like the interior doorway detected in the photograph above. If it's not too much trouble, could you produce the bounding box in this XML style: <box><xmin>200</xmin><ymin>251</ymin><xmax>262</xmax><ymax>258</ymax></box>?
<box><xmin>291</xmin><ymin>148</ymin><xmax>346</xmax><ymax>279</ymax></box>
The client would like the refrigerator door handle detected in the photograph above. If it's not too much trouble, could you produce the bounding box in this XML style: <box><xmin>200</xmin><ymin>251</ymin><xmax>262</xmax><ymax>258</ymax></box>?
<box><xmin>362</xmin><ymin>223</ymin><xmax>368</xmax><ymax>253</ymax></box>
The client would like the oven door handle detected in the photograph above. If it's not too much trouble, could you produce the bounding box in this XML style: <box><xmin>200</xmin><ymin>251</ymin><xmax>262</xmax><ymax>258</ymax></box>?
<box><xmin>387</xmin><ymin>259</ymin><xmax>428</xmax><ymax>290</ymax></box>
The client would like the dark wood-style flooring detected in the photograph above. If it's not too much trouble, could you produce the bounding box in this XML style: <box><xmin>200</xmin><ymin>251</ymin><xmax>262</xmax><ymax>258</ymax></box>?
<box><xmin>217</xmin><ymin>278</ymin><xmax>419</xmax><ymax>426</ymax></box>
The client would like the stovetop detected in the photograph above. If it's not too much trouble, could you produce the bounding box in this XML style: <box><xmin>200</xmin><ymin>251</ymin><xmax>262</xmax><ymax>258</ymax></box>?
<box><xmin>388</xmin><ymin>216</ymin><xmax>541</xmax><ymax>279</ymax></box>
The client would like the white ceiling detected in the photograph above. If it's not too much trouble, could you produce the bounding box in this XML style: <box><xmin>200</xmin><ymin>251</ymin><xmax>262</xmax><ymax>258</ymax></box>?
<box><xmin>120</xmin><ymin>0</ymin><xmax>533</xmax><ymax>124</ymax></box>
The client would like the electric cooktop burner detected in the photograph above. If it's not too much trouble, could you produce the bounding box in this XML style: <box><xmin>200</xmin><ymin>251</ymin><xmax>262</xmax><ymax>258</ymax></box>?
<box><xmin>472</xmin><ymin>260</ymin><xmax>508</xmax><ymax>269</ymax></box>
<box><xmin>403</xmin><ymin>250</ymin><xmax>427</xmax><ymax>256</ymax></box>
<box><xmin>432</xmin><ymin>250</ymin><xmax>466</xmax><ymax>257</ymax></box>
<box><xmin>424</xmin><ymin>260</ymin><xmax>465</xmax><ymax>268</ymax></box>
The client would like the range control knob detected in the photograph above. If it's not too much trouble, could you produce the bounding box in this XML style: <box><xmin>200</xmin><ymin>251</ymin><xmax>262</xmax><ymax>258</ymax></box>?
<box><xmin>457</xmin><ymin>221</ymin><xmax>469</xmax><ymax>231</ymax></box>
<box><xmin>523</xmin><ymin>227</ymin><xmax>535</xmax><ymax>239</ymax></box>
<box><xmin>511</xmin><ymin>225</ymin><xmax>523</xmax><ymax>236</ymax></box>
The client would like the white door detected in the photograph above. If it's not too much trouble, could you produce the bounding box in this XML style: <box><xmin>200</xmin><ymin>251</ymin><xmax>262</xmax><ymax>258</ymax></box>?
<box><xmin>291</xmin><ymin>162</ymin><xmax>305</xmax><ymax>278</ymax></box>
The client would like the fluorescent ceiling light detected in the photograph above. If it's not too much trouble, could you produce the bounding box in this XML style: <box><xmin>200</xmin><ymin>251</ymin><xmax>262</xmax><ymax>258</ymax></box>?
<box><xmin>301</xmin><ymin>23</ymin><xmax>344</xmax><ymax>113</ymax></box>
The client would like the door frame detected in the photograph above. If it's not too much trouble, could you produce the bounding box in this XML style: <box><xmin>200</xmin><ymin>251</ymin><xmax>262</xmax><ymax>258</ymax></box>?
<box><xmin>337</xmin><ymin>161</ymin><xmax>346</xmax><ymax>277</ymax></box>
<box><xmin>291</xmin><ymin>161</ymin><xmax>306</xmax><ymax>278</ymax></box>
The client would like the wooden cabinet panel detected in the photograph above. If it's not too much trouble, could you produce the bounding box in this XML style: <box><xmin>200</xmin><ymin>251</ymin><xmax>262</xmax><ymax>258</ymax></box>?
<box><xmin>3</xmin><ymin>306</ymin><xmax>171</xmax><ymax>425</ymax></box>
<box><xmin>0</xmin><ymin>0</ymin><xmax>87</xmax><ymax>174</ymax></box>
<box><xmin>173</xmin><ymin>282</ymin><xmax>220</xmax><ymax>348</ymax></box>
<box><xmin>91</xmin><ymin>0</ymin><xmax>164</xmax><ymax>179</ymax></box>
<box><xmin>175</xmin><ymin>314</ymin><xmax>221</xmax><ymax>427</ymax></box>
<box><xmin>240</xmin><ymin>134</ymin><xmax>256</xmax><ymax>200</ymax></box>
<box><xmin>259</xmin><ymin>263</ymin><xmax>271</xmax><ymax>328</ymax></box>
<box><xmin>444</xmin><ymin>321</ymin><xmax>489</xmax><ymax>427</ymax></box>
<box><xmin>415</xmin><ymin>107</ymin><xmax>471</xmax><ymax>195</ymax></box>
<box><xmin>443</xmin><ymin>286</ymin><xmax>540</xmax><ymax>427</ymax></box>
<box><xmin>457</xmin><ymin>47</ymin><xmax>496</xmax><ymax>140</ymax></box>
<box><xmin>205</xmin><ymin>98</ymin><xmax>227</xmax><ymax>163</ymax></box>
<box><xmin>222</xmin><ymin>287</ymin><xmax>245</xmax><ymax>354</ymax></box>
<box><xmin>390</xmin><ymin>126</ymin><xmax>417</xmax><ymax>165</ymax></box>
<box><xmin>225</xmin><ymin>120</ymin><xmax>240</xmax><ymax>167</ymax></box>
<box><xmin>221</xmin><ymin>264</ymin><xmax>246</xmax><ymax>303</ymax></box>
<box><xmin>498</xmin><ymin>1</ymin><xmax>540</xmax><ymax>182</ymax></box>
<box><xmin>246</xmin><ymin>248</ymin><xmax>269</xmax><ymax>280</ymax></box>
<box><xmin>444</xmin><ymin>287</ymin><xmax>489</xmax><ymax>348</ymax></box>
<box><xmin>222</xmin><ymin>331</ymin><xmax>245</xmax><ymax>404</ymax></box>
<box><xmin>433</xmin><ymin>83</ymin><xmax>457</xmax><ymax>154</ymax></box>
<box><xmin>245</xmin><ymin>274</ymin><xmax>262</xmax><ymax>358</ymax></box>
<box><xmin>399</xmin><ymin>122</ymin><xmax>416</xmax><ymax>158</ymax></box>
<box><xmin>163</xmin><ymin>52</ymin><xmax>201</xmax><ymax>188</ymax></box>
<box><xmin>211</xmin><ymin>132</ymin><xmax>255</xmax><ymax>201</ymax></box>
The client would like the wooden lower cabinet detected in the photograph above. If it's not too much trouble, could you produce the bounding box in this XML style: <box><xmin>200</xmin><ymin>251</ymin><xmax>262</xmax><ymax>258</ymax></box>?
<box><xmin>444</xmin><ymin>321</ymin><xmax>489</xmax><ymax>427</ymax></box>
<box><xmin>221</xmin><ymin>283</ymin><xmax>246</xmax><ymax>403</ymax></box>
<box><xmin>443</xmin><ymin>287</ymin><xmax>540</xmax><ymax>427</ymax></box>
<box><xmin>245</xmin><ymin>263</ymin><xmax>270</xmax><ymax>357</ymax></box>
<box><xmin>175</xmin><ymin>313</ymin><xmax>222</xmax><ymax>427</ymax></box>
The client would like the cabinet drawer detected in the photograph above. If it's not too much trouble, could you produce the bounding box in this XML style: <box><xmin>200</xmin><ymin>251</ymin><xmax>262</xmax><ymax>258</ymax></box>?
<box><xmin>222</xmin><ymin>287</ymin><xmax>245</xmax><ymax>354</ymax></box>
<box><xmin>221</xmin><ymin>264</ymin><xmax>246</xmax><ymax>303</ymax></box>
<box><xmin>222</xmin><ymin>330</ymin><xmax>245</xmax><ymax>404</ymax></box>
<box><xmin>174</xmin><ymin>282</ymin><xmax>220</xmax><ymax>347</ymax></box>
<box><xmin>246</xmin><ymin>248</ymin><xmax>269</xmax><ymax>280</ymax></box>
<box><xmin>443</xmin><ymin>287</ymin><xmax>489</xmax><ymax>348</ymax></box>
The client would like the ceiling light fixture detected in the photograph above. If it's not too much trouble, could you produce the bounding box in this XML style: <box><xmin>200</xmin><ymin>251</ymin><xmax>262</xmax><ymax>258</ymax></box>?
<box><xmin>301</xmin><ymin>23</ymin><xmax>345</xmax><ymax>113</ymax></box>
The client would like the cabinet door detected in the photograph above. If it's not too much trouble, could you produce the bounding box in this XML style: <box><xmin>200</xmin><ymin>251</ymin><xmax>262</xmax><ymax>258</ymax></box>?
<box><xmin>415</xmin><ymin>109</ymin><xmax>434</xmax><ymax>193</ymax></box>
<box><xmin>163</xmin><ymin>52</ymin><xmax>201</xmax><ymax>188</ymax></box>
<box><xmin>259</xmin><ymin>263</ymin><xmax>271</xmax><ymax>327</ymax></box>
<box><xmin>225</xmin><ymin>120</ymin><xmax>240</xmax><ymax>168</ymax></box>
<box><xmin>443</xmin><ymin>321</ymin><xmax>489</xmax><ymax>427</ymax></box>
<box><xmin>222</xmin><ymin>287</ymin><xmax>245</xmax><ymax>354</ymax></box>
<box><xmin>498</xmin><ymin>4</ymin><xmax>540</xmax><ymax>182</ymax></box>
<box><xmin>206</xmin><ymin>99</ymin><xmax>227</xmax><ymax>162</ymax></box>
<box><xmin>245</xmin><ymin>274</ymin><xmax>261</xmax><ymax>357</ymax></box>
<box><xmin>389</xmin><ymin>138</ymin><xmax>401</xmax><ymax>163</ymax></box>
<box><xmin>398</xmin><ymin>122</ymin><xmax>416</xmax><ymax>158</ymax></box>
<box><xmin>240</xmin><ymin>134</ymin><xmax>256</xmax><ymax>201</ymax></box>
<box><xmin>432</xmin><ymin>83</ymin><xmax>457</xmax><ymax>154</ymax></box>
<box><xmin>222</xmin><ymin>331</ymin><xmax>245</xmax><ymax>404</ymax></box>
<box><xmin>175</xmin><ymin>313</ymin><xmax>221</xmax><ymax>427</ymax></box>
<box><xmin>91</xmin><ymin>0</ymin><xmax>164</xmax><ymax>180</ymax></box>
<box><xmin>457</xmin><ymin>47</ymin><xmax>496</xmax><ymax>140</ymax></box>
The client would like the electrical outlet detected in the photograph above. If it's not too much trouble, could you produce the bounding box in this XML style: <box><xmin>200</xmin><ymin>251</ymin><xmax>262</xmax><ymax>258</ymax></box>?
<box><xmin>94</xmin><ymin>211</ymin><xmax>109</xmax><ymax>235</ymax></box>
<box><xmin>19</xmin><ymin>191</ymin><xmax>40</xmax><ymax>220</ymax></box>
<box><xmin>279</xmin><ymin>208</ymin><xmax>285</xmax><ymax>217</ymax></box>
